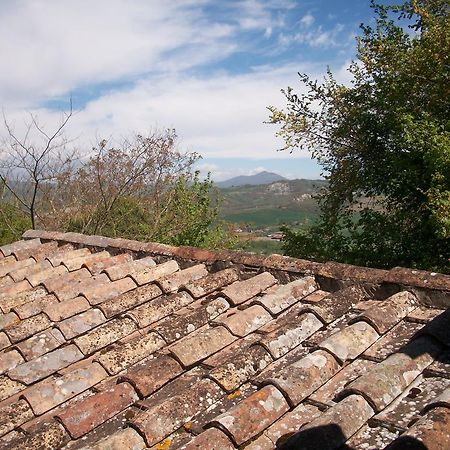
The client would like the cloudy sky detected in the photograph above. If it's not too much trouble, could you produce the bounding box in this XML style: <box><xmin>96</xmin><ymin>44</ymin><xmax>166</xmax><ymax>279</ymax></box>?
<box><xmin>0</xmin><ymin>0</ymin><xmax>380</xmax><ymax>181</ymax></box>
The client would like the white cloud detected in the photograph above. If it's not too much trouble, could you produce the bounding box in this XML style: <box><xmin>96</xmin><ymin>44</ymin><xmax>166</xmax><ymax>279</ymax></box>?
<box><xmin>300</xmin><ymin>14</ymin><xmax>315</xmax><ymax>28</ymax></box>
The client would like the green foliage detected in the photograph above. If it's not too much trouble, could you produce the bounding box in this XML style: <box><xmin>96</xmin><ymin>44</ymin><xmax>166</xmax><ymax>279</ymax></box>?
<box><xmin>269</xmin><ymin>0</ymin><xmax>450</xmax><ymax>271</ymax></box>
<box><xmin>0</xmin><ymin>202</ymin><xmax>32</xmax><ymax>246</ymax></box>
<box><xmin>69</xmin><ymin>171</ymin><xmax>236</xmax><ymax>250</ymax></box>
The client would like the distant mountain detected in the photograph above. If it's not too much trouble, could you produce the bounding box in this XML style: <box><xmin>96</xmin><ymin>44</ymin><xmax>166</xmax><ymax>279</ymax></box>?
<box><xmin>216</xmin><ymin>171</ymin><xmax>287</xmax><ymax>188</ymax></box>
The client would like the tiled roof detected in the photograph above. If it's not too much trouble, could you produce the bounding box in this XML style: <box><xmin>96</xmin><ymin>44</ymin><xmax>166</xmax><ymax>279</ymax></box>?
<box><xmin>0</xmin><ymin>230</ymin><xmax>448</xmax><ymax>449</ymax></box>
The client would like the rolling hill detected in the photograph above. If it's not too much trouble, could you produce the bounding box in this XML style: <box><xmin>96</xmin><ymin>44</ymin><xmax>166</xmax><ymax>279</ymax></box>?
<box><xmin>216</xmin><ymin>171</ymin><xmax>287</xmax><ymax>188</ymax></box>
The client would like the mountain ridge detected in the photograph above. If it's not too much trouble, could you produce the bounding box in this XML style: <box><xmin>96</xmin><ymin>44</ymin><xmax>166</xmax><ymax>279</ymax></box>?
<box><xmin>216</xmin><ymin>171</ymin><xmax>287</xmax><ymax>188</ymax></box>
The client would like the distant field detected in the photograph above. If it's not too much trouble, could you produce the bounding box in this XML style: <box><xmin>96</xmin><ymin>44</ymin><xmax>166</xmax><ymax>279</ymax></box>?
<box><xmin>222</xmin><ymin>208</ymin><xmax>317</xmax><ymax>229</ymax></box>
<box><xmin>236</xmin><ymin>238</ymin><xmax>283</xmax><ymax>255</ymax></box>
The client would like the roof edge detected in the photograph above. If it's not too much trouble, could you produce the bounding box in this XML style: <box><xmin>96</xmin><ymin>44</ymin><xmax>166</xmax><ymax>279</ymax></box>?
<box><xmin>21</xmin><ymin>229</ymin><xmax>450</xmax><ymax>294</ymax></box>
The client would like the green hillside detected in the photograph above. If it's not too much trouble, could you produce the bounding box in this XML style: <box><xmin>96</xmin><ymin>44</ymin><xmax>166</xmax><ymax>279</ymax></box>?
<box><xmin>219</xmin><ymin>178</ymin><xmax>326</xmax><ymax>230</ymax></box>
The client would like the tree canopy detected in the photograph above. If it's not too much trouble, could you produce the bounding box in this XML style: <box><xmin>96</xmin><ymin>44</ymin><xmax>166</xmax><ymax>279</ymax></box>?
<box><xmin>269</xmin><ymin>0</ymin><xmax>450</xmax><ymax>272</ymax></box>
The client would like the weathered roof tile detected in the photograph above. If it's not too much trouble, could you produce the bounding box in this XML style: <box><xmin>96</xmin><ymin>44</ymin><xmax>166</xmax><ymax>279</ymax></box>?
<box><xmin>209</xmin><ymin>385</ymin><xmax>289</xmax><ymax>446</ymax></box>
<box><xmin>8</xmin><ymin>260</ymin><xmax>52</xmax><ymax>283</ymax></box>
<box><xmin>208</xmin><ymin>343</ymin><xmax>273</xmax><ymax>392</ymax></box>
<box><xmin>127</xmin><ymin>291</ymin><xmax>195</xmax><ymax>328</ymax></box>
<box><xmin>318</xmin><ymin>320</ymin><xmax>379</xmax><ymax>363</ymax></box>
<box><xmin>23</xmin><ymin>362</ymin><xmax>107</xmax><ymax>415</ymax></box>
<box><xmin>56</xmin><ymin>382</ymin><xmax>138</xmax><ymax>439</ymax></box>
<box><xmin>13</xmin><ymin>241</ymin><xmax>59</xmax><ymax>262</ymax></box>
<box><xmin>342</xmin><ymin>336</ymin><xmax>441</xmax><ymax>412</ymax></box>
<box><xmin>0</xmin><ymin>398</ymin><xmax>34</xmax><ymax>438</ymax></box>
<box><xmin>25</xmin><ymin>265</ymin><xmax>68</xmax><ymax>288</ymax></box>
<box><xmin>157</xmin><ymin>264</ymin><xmax>208</xmax><ymax>293</ymax></box>
<box><xmin>15</xmin><ymin>328</ymin><xmax>65</xmax><ymax>360</ymax></box>
<box><xmin>260</xmin><ymin>349</ymin><xmax>340</xmax><ymax>406</ymax></box>
<box><xmin>130</xmin><ymin>378</ymin><xmax>223</xmax><ymax>447</ymax></box>
<box><xmin>1</xmin><ymin>239</ymin><xmax>41</xmax><ymax>259</ymax></box>
<box><xmin>8</xmin><ymin>344</ymin><xmax>83</xmax><ymax>384</ymax></box>
<box><xmin>58</xmin><ymin>308</ymin><xmax>106</xmax><ymax>340</ymax></box>
<box><xmin>103</xmin><ymin>256</ymin><xmax>156</xmax><ymax>281</ymax></box>
<box><xmin>221</xmin><ymin>271</ymin><xmax>277</xmax><ymax>305</ymax></box>
<box><xmin>155</xmin><ymin>297</ymin><xmax>230</xmax><ymax>343</ymax></box>
<box><xmin>179</xmin><ymin>428</ymin><xmax>235</xmax><ymax>450</ymax></box>
<box><xmin>169</xmin><ymin>325</ymin><xmax>236</xmax><ymax>367</ymax></box>
<box><xmin>96</xmin><ymin>331</ymin><xmax>165</xmax><ymax>375</ymax></box>
<box><xmin>0</xmin><ymin>350</ymin><xmax>24</xmax><ymax>375</ymax></box>
<box><xmin>214</xmin><ymin>304</ymin><xmax>272</xmax><ymax>337</ymax></box>
<box><xmin>355</xmin><ymin>291</ymin><xmax>417</xmax><ymax>334</ymax></box>
<box><xmin>182</xmin><ymin>267</ymin><xmax>239</xmax><ymax>298</ymax></box>
<box><xmin>46</xmin><ymin>247</ymin><xmax>91</xmax><ymax>267</ymax></box>
<box><xmin>130</xmin><ymin>260</ymin><xmax>179</xmax><ymax>286</ymax></box>
<box><xmin>74</xmin><ymin>317</ymin><xmax>138</xmax><ymax>355</ymax></box>
<box><xmin>13</xmin><ymin>293</ymin><xmax>58</xmax><ymax>319</ymax></box>
<box><xmin>385</xmin><ymin>406</ymin><xmax>450</xmax><ymax>450</ymax></box>
<box><xmin>62</xmin><ymin>250</ymin><xmax>110</xmax><ymax>272</ymax></box>
<box><xmin>5</xmin><ymin>313</ymin><xmax>51</xmax><ymax>343</ymax></box>
<box><xmin>0</xmin><ymin>375</ymin><xmax>25</xmax><ymax>401</ymax></box>
<box><xmin>76</xmin><ymin>427</ymin><xmax>146</xmax><ymax>450</ymax></box>
<box><xmin>99</xmin><ymin>283</ymin><xmax>162</xmax><ymax>318</ymax></box>
<box><xmin>254</xmin><ymin>277</ymin><xmax>317</xmax><ymax>315</ymax></box>
<box><xmin>279</xmin><ymin>395</ymin><xmax>374</xmax><ymax>450</ymax></box>
<box><xmin>83</xmin><ymin>252</ymin><xmax>132</xmax><ymax>275</ymax></box>
<box><xmin>0</xmin><ymin>312</ymin><xmax>20</xmax><ymax>331</ymax></box>
<box><xmin>120</xmin><ymin>354</ymin><xmax>183</xmax><ymax>398</ymax></box>
<box><xmin>2</xmin><ymin>421</ymin><xmax>70</xmax><ymax>450</ymax></box>
<box><xmin>44</xmin><ymin>296</ymin><xmax>90</xmax><ymax>322</ymax></box>
<box><xmin>81</xmin><ymin>276</ymin><xmax>137</xmax><ymax>305</ymax></box>
<box><xmin>258</xmin><ymin>312</ymin><xmax>323</xmax><ymax>359</ymax></box>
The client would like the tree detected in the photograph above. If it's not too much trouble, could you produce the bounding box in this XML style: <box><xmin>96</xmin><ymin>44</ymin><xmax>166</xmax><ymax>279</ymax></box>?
<box><xmin>0</xmin><ymin>104</ymin><xmax>74</xmax><ymax>230</ymax></box>
<box><xmin>268</xmin><ymin>0</ymin><xmax>450</xmax><ymax>271</ymax></box>
<box><xmin>65</xmin><ymin>133</ymin><xmax>236</xmax><ymax>249</ymax></box>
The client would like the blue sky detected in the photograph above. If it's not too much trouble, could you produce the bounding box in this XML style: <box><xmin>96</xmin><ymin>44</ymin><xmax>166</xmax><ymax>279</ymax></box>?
<box><xmin>0</xmin><ymin>0</ymin><xmax>384</xmax><ymax>181</ymax></box>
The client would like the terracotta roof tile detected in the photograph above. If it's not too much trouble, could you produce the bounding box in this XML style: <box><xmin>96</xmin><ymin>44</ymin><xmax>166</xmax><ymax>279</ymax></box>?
<box><xmin>103</xmin><ymin>255</ymin><xmax>156</xmax><ymax>281</ymax></box>
<box><xmin>127</xmin><ymin>291</ymin><xmax>195</xmax><ymax>328</ymax></box>
<box><xmin>44</xmin><ymin>296</ymin><xmax>90</xmax><ymax>322</ymax></box>
<box><xmin>254</xmin><ymin>277</ymin><xmax>317</xmax><ymax>315</ymax></box>
<box><xmin>130</xmin><ymin>259</ymin><xmax>179</xmax><ymax>286</ymax></box>
<box><xmin>74</xmin><ymin>317</ymin><xmax>138</xmax><ymax>355</ymax></box>
<box><xmin>120</xmin><ymin>354</ymin><xmax>183</xmax><ymax>397</ymax></box>
<box><xmin>98</xmin><ymin>283</ymin><xmax>162</xmax><ymax>318</ymax></box>
<box><xmin>182</xmin><ymin>267</ymin><xmax>239</xmax><ymax>298</ymax></box>
<box><xmin>96</xmin><ymin>331</ymin><xmax>165</xmax><ymax>375</ymax></box>
<box><xmin>130</xmin><ymin>377</ymin><xmax>223</xmax><ymax>446</ymax></box>
<box><xmin>56</xmin><ymin>382</ymin><xmax>138</xmax><ymax>439</ymax></box>
<box><xmin>0</xmin><ymin>350</ymin><xmax>24</xmax><ymax>374</ymax></box>
<box><xmin>82</xmin><ymin>252</ymin><xmax>132</xmax><ymax>275</ymax></box>
<box><xmin>170</xmin><ymin>325</ymin><xmax>236</xmax><ymax>367</ymax></box>
<box><xmin>179</xmin><ymin>427</ymin><xmax>235</xmax><ymax>450</ymax></box>
<box><xmin>258</xmin><ymin>312</ymin><xmax>323</xmax><ymax>359</ymax></box>
<box><xmin>62</xmin><ymin>250</ymin><xmax>110</xmax><ymax>272</ymax></box>
<box><xmin>279</xmin><ymin>394</ymin><xmax>374</xmax><ymax>450</ymax></box>
<box><xmin>385</xmin><ymin>406</ymin><xmax>450</xmax><ymax>450</ymax></box>
<box><xmin>15</xmin><ymin>328</ymin><xmax>65</xmax><ymax>360</ymax></box>
<box><xmin>210</xmin><ymin>385</ymin><xmax>289</xmax><ymax>446</ymax></box>
<box><xmin>157</xmin><ymin>264</ymin><xmax>208</xmax><ymax>293</ymax></box>
<box><xmin>155</xmin><ymin>297</ymin><xmax>230</xmax><ymax>343</ymax></box>
<box><xmin>75</xmin><ymin>427</ymin><xmax>146</xmax><ymax>450</ymax></box>
<box><xmin>58</xmin><ymin>308</ymin><xmax>106</xmax><ymax>340</ymax></box>
<box><xmin>8</xmin><ymin>259</ymin><xmax>52</xmax><ymax>282</ymax></box>
<box><xmin>0</xmin><ymin>231</ymin><xmax>447</xmax><ymax>449</ymax></box>
<box><xmin>208</xmin><ymin>343</ymin><xmax>273</xmax><ymax>392</ymax></box>
<box><xmin>2</xmin><ymin>421</ymin><xmax>70</xmax><ymax>450</ymax></box>
<box><xmin>13</xmin><ymin>293</ymin><xmax>58</xmax><ymax>319</ymax></box>
<box><xmin>0</xmin><ymin>258</ymin><xmax>35</xmax><ymax>278</ymax></box>
<box><xmin>25</xmin><ymin>265</ymin><xmax>68</xmax><ymax>288</ymax></box>
<box><xmin>0</xmin><ymin>375</ymin><xmax>24</xmax><ymax>401</ymax></box>
<box><xmin>304</xmin><ymin>285</ymin><xmax>367</xmax><ymax>324</ymax></box>
<box><xmin>363</xmin><ymin>320</ymin><xmax>424</xmax><ymax>361</ymax></box>
<box><xmin>373</xmin><ymin>375</ymin><xmax>450</xmax><ymax>431</ymax></box>
<box><xmin>355</xmin><ymin>290</ymin><xmax>417</xmax><ymax>334</ymax></box>
<box><xmin>0</xmin><ymin>239</ymin><xmax>41</xmax><ymax>258</ymax></box>
<box><xmin>8</xmin><ymin>344</ymin><xmax>83</xmax><ymax>384</ymax></box>
<box><xmin>23</xmin><ymin>362</ymin><xmax>107</xmax><ymax>415</ymax></box>
<box><xmin>0</xmin><ymin>398</ymin><xmax>34</xmax><ymax>437</ymax></box>
<box><xmin>221</xmin><ymin>271</ymin><xmax>277</xmax><ymax>305</ymax></box>
<box><xmin>261</xmin><ymin>349</ymin><xmax>340</xmax><ymax>406</ymax></box>
<box><xmin>318</xmin><ymin>320</ymin><xmax>380</xmax><ymax>363</ymax></box>
<box><xmin>342</xmin><ymin>336</ymin><xmax>442</xmax><ymax>412</ymax></box>
<box><xmin>12</xmin><ymin>241</ymin><xmax>59</xmax><ymax>262</ymax></box>
<box><xmin>5</xmin><ymin>313</ymin><xmax>51</xmax><ymax>343</ymax></box>
<box><xmin>214</xmin><ymin>304</ymin><xmax>272</xmax><ymax>337</ymax></box>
